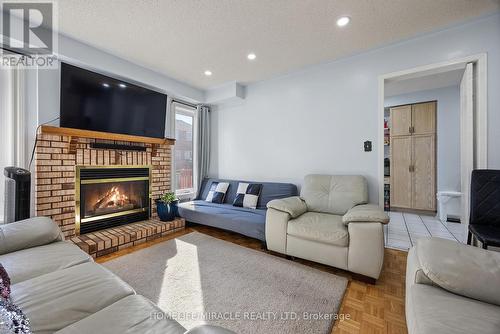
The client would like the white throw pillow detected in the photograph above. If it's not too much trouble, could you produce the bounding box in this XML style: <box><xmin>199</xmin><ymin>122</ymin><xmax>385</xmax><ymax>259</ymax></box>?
<box><xmin>232</xmin><ymin>183</ymin><xmax>262</xmax><ymax>209</ymax></box>
<box><xmin>205</xmin><ymin>182</ymin><xmax>230</xmax><ymax>204</ymax></box>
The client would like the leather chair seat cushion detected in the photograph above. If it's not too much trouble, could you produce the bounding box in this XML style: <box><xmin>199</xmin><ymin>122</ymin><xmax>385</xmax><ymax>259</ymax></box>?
<box><xmin>300</xmin><ymin>175</ymin><xmax>368</xmax><ymax>215</ymax></box>
<box><xmin>287</xmin><ymin>212</ymin><xmax>349</xmax><ymax>247</ymax></box>
<box><xmin>416</xmin><ymin>237</ymin><xmax>500</xmax><ymax>306</ymax></box>
<box><xmin>55</xmin><ymin>295</ymin><xmax>186</xmax><ymax>334</ymax></box>
<box><xmin>0</xmin><ymin>241</ymin><xmax>92</xmax><ymax>284</ymax></box>
<box><xmin>469</xmin><ymin>224</ymin><xmax>500</xmax><ymax>246</ymax></box>
<box><xmin>408</xmin><ymin>284</ymin><xmax>500</xmax><ymax>334</ymax></box>
<box><xmin>11</xmin><ymin>262</ymin><xmax>135</xmax><ymax>333</ymax></box>
<box><xmin>406</xmin><ymin>245</ymin><xmax>500</xmax><ymax>334</ymax></box>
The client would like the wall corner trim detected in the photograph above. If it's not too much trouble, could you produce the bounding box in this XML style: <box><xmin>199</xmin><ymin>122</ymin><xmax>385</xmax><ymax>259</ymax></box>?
<box><xmin>205</xmin><ymin>82</ymin><xmax>246</xmax><ymax>105</ymax></box>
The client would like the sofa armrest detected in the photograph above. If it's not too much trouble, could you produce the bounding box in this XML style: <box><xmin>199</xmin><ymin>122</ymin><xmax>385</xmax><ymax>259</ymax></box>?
<box><xmin>185</xmin><ymin>325</ymin><xmax>236</xmax><ymax>334</ymax></box>
<box><xmin>265</xmin><ymin>208</ymin><xmax>292</xmax><ymax>254</ymax></box>
<box><xmin>342</xmin><ymin>204</ymin><xmax>389</xmax><ymax>225</ymax></box>
<box><xmin>415</xmin><ymin>237</ymin><xmax>500</xmax><ymax>306</ymax></box>
<box><xmin>347</xmin><ymin>222</ymin><xmax>385</xmax><ymax>279</ymax></box>
<box><xmin>0</xmin><ymin>216</ymin><xmax>63</xmax><ymax>255</ymax></box>
<box><xmin>266</xmin><ymin>196</ymin><xmax>307</xmax><ymax>218</ymax></box>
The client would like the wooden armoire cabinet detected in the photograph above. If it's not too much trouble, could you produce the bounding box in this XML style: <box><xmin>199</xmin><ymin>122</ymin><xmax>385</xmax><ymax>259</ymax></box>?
<box><xmin>390</xmin><ymin>101</ymin><xmax>436</xmax><ymax>211</ymax></box>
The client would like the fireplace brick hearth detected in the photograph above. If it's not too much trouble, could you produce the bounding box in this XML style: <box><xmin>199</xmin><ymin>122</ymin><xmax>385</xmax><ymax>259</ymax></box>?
<box><xmin>35</xmin><ymin>133</ymin><xmax>174</xmax><ymax>238</ymax></box>
<box><xmin>69</xmin><ymin>218</ymin><xmax>185</xmax><ymax>258</ymax></box>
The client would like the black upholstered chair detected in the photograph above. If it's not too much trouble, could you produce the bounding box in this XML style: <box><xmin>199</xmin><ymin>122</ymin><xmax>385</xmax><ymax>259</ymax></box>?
<box><xmin>467</xmin><ymin>169</ymin><xmax>500</xmax><ymax>249</ymax></box>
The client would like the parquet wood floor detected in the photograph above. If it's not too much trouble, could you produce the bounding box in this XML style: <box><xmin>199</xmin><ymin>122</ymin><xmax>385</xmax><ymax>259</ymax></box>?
<box><xmin>97</xmin><ymin>224</ymin><xmax>409</xmax><ymax>334</ymax></box>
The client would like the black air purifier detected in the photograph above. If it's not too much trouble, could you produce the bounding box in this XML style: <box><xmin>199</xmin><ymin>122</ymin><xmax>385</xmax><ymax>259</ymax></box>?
<box><xmin>4</xmin><ymin>167</ymin><xmax>31</xmax><ymax>223</ymax></box>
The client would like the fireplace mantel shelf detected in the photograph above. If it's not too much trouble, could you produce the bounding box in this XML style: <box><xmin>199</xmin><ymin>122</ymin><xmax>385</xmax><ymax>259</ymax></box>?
<box><xmin>40</xmin><ymin>126</ymin><xmax>175</xmax><ymax>154</ymax></box>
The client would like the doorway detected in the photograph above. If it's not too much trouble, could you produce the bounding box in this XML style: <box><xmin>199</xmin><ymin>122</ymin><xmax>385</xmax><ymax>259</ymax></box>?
<box><xmin>378</xmin><ymin>54</ymin><xmax>487</xmax><ymax>242</ymax></box>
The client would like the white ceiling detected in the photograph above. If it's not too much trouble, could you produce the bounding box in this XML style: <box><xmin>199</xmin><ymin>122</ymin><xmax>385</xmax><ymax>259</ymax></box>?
<box><xmin>385</xmin><ymin>68</ymin><xmax>465</xmax><ymax>97</ymax></box>
<box><xmin>50</xmin><ymin>0</ymin><xmax>499</xmax><ymax>89</ymax></box>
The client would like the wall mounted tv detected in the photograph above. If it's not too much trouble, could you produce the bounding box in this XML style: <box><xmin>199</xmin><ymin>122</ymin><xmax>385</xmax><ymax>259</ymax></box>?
<box><xmin>60</xmin><ymin>62</ymin><xmax>167</xmax><ymax>139</ymax></box>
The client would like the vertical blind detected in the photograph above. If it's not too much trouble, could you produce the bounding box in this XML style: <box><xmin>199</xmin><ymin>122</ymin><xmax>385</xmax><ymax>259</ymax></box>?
<box><xmin>0</xmin><ymin>67</ymin><xmax>15</xmax><ymax>221</ymax></box>
<box><xmin>0</xmin><ymin>57</ymin><xmax>26</xmax><ymax>222</ymax></box>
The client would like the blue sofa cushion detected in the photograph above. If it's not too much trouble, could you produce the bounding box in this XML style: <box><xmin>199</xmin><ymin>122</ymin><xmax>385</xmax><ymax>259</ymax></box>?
<box><xmin>177</xmin><ymin>201</ymin><xmax>267</xmax><ymax>240</ymax></box>
<box><xmin>177</xmin><ymin>178</ymin><xmax>298</xmax><ymax>241</ymax></box>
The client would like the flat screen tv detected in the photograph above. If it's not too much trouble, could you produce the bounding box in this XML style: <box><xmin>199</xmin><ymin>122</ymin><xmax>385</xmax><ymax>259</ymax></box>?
<box><xmin>60</xmin><ymin>63</ymin><xmax>167</xmax><ymax>139</ymax></box>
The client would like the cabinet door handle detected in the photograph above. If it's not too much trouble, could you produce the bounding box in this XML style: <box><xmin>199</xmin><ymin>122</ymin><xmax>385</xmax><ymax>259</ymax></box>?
<box><xmin>408</xmin><ymin>126</ymin><xmax>415</xmax><ymax>134</ymax></box>
<box><xmin>409</xmin><ymin>165</ymin><xmax>415</xmax><ymax>172</ymax></box>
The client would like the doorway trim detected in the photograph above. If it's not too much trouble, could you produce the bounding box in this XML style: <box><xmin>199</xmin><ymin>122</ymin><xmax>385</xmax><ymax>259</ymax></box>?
<box><xmin>377</xmin><ymin>54</ymin><xmax>488</xmax><ymax>218</ymax></box>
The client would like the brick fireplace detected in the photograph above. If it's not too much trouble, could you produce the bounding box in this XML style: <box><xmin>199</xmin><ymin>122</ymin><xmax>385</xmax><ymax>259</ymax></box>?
<box><xmin>35</xmin><ymin>130</ymin><xmax>174</xmax><ymax>239</ymax></box>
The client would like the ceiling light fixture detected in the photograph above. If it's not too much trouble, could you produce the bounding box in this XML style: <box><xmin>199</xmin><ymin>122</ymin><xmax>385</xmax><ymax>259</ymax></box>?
<box><xmin>336</xmin><ymin>16</ymin><xmax>351</xmax><ymax>27</ymax></box>
<box><xmin>204</xmin><ymin>70</ymin><xmax>212</xmax><ymax>76</ymax></box>
<box><xmin>247</xmin><ymin>53</ymin><xmax>256</xmax><ymax>60</ymax></box>
<box><xmin>102</xmin><ymin>83</ymin><xmax>110</xmax><ymax>88</ymax></box>
<box><xmin>118</xmin><ymin>83</ymin><xmax>127</xmax><ymax>88</ymax></box>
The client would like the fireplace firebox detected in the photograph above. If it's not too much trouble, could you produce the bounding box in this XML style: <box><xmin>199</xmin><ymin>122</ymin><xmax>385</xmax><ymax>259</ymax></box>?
<box><xmin>75</xmin><ymin>166</ymin><xmax>152</xmax><ymax>234</ymax></box>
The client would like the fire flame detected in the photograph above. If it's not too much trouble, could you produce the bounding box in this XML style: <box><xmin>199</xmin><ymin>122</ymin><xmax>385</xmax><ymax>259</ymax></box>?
<box><xmin>109</xmin><ymin>186</ymin><xmax>128</xmax><ymax>206</ymax></box>
<box><xmin>95</xmin><ymin>186</ymin><xmax>130</xmax><ymax>209</ymax></box>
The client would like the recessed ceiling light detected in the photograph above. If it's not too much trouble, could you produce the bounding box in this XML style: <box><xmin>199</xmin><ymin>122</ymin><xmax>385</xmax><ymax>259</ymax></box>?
<box><xmin>204</xmin><ymin>70</ymin><xmax>212</xmax><ymax>76</ymax></box>
<box><xmin>247</xmin><ymin>53</ymin><xmax>257</xmax><ymax>60</ymax></box>
<box><xmin>118</xmin><ymin>83</ymin><xmax>127</xmax><ymax>88</ymax></box>
<box><xmin>102</xmin><ymin>83</ymin><xmax>110</xmax><ymax>88</ymax></box>
<box><xmin>336</xmin><ymin>16</ymin><xmax>351</xmax><ymax>27</ymax></box>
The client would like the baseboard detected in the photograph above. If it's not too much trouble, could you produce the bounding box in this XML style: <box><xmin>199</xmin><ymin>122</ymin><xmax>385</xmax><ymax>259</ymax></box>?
<box><xmin>390</xmin><ymin>207</ymin><xmax>437</xmax><ymax>216</ymax></box>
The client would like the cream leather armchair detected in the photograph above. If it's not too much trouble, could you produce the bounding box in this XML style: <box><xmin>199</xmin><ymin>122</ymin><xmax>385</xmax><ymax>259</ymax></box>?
<box><xmin>266</xmin><ymin>175</ymin><xmax>389</xmax><ymax>280</ymax></box>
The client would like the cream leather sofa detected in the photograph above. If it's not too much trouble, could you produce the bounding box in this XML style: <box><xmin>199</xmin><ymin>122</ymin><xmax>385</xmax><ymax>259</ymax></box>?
<box><xmin>0</xmin><ymin>217</ymin><xmax>234</xmax><ymax>334</ymax></box>
<box><xmin>406</xmin><ymin>237</ymin><xmax>500</xmax><ymax>334</ymax></box>
<box><xmin>265</xmin><ymin>175</ymin><xmax>389</xmax><ymax>280</ymax></box>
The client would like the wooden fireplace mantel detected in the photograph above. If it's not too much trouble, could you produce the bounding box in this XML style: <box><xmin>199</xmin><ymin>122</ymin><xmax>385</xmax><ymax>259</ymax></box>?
<box><xmin>40</xmin><ymin>125</ymin><xmax>175</xmax><ymax>145</ymax></box>
<box><xmin>40</xmin><ymin>125</ymin><xmax>175</xmax><ymax>154</ymax></box>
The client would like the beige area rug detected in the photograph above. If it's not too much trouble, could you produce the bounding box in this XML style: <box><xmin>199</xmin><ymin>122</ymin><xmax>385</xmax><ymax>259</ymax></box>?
<box><xmin>103</xmin><ymin>232</ymin><xmax>347</xmax><ymax>334</ymax></box>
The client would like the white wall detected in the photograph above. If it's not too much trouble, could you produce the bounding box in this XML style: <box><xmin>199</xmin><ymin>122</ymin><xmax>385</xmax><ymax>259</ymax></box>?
<box><xmin>385</xmin><ymin>86</ymin><xmax>461</xmax><ymax>216</ymax></box>
<box><xmin>210</xmin><ymin>14</ymin><xmax>500</xmax><ymax>202</ymax></box>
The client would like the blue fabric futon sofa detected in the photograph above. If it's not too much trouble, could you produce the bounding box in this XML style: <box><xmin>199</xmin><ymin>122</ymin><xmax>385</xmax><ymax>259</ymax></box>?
<box><xmin>177</xmin><ymin>178</ymin><xmax>298</xmax><ymax>241</ymax></box>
